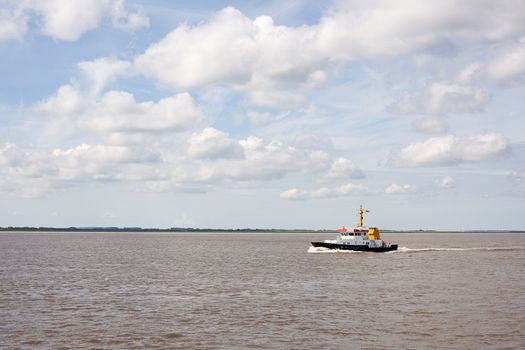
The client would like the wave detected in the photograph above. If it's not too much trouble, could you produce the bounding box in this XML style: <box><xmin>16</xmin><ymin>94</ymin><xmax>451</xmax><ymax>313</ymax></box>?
<box><xmin>307</xmin><ymin>246</ymin><xmax>364</xmax><ymax>254</ymax></box>
<box><xmin>307</xmin><ymin>246</ymin><xmax>525</xmax><ymax>254</ymax></box>
<box><xmin>394</xmin><ymin>246</ymin><xmax>525</xmax><ymax>253</ymax></box>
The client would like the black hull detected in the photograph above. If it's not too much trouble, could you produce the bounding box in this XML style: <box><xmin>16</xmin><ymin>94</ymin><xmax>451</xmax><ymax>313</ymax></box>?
<box><xmin>311</xmin><ymin>242</ymin><xmax>398</xmax><ymax>253</ymax></box>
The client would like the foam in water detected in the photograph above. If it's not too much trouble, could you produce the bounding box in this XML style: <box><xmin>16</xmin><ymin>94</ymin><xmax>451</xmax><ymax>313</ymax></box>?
<box><xmin>308</xmin><ymin>246</ymin><xmax>525</xmax><ymax>254</ymax></box>
<box><xmin>307</xmin><ymin>246</ymin><xmax>364</xmax><ymax>254</ymax></box>
<box><xmin>395</xmin><ymin>246</ymin><xmax>524</xmax><ymax>253</ymax></box>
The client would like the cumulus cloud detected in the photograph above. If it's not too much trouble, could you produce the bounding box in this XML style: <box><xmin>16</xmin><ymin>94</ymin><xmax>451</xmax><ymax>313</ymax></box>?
<box><xmin>110</xmin><ymin>0</ymin><xmax>149</xmax><ymax>30</ymax></box>
<box><xmin>0</xmin><ymin>0</ymin><xmax>148</xmax><ymax>42</ymax></box>
<box><xmin>247</xmin><ymin>89</ymin><xmax>307</xmax><ymax>109</ymax></box>
<box><xmin>280</xmin><ymin>188</ymin><xmax>309</xmax><ymax>200</ymax></box>
<box><xmin>84</xmin><ymin>91</ymin><xmax>203</xmax><ymax>135</ymax></box>
<box><xmin>435</xmin><ymin>176</ymin><xmax>455</xmax><ymax>188</ymax></box>
<box><xmin>385</xmin><ymin>183</ymin><xmax>415</xmax><ymax>194</ymax></box>
<box><xmin>145</xmin><ymin>135</ymin><xmax>334</xmax><ymax>192</ymax></box>
<box><xmin>132</xmin><ymin>2</ymin><xmax>525</xmax><ymax>92</ymax></box>
<box><xmin>509</xmin><ymin>170</ymin><xmax>525</xmax><ymax>181</ymax></box>
<box><xmin>126</xmin><ymin>2</ymin><xmax>525</xmax><ymax>113</ymax></box>
<box><xmin>485</xmin><ymin>40</ymin><xmax>525</xmax><ymax>82</ymax></box>
<box><xmin>33</xmin><ymin>85</ymin><xmax>205</xmax><ymax>141</ymax></box>
<box><xmin>33</xmin><ymin>84</ymin><xmax>86</xmax><ymax>116</ymax></box>
<box><xmin>187</xmin><ymin>128</ymin><xmax>243</xmax><ymax>160</ymax></box>
<box><xmin>0</xmin><ymin>141</ymin><xmax>160</xmax><ymax>196</ymax></box>
<box><xmin>0</xmin><ymin>2</ymin><xmax>27</xmax><ymax>41</ymax></box>
<box><xmin>318</xmin><ymin>0</ymin><xmax>525</xmax><ymax>59</ymax></box>
<box><xmin>33</xmin><ymin>0</ymin><xmax>111</xmax><ymax>41</ymax></box>
<box><xmin>23</xmin><ymin>83</ymin><xmax>351</xmax><ymax>194</ymax></box>
<box><xmin>234</xmin><ymin>111</ymin><xmax>273</xmax><ymax>126</ymax></box>
<box><xmin>280</xmin><ymin>183</ymin><xmax>368</xmax><ymax>200</ymax></box>
<box><xmin>202</xmin><ymin>136</ymin><xmax>330</xmax><ymax>182</ymax></box>
<box><xmin>0</xmin><ymin>131</ymin><xmax>335</xmax><ymax>195</ymax></box>
<box><xmin>459</xmin><ymin>39</ymin><xmax>525</xmax><ymax>84</ymax></box>
<box><xmin>0</xmin><ymin>143</ymin><xmax>23</xmax><ymax>163</ymax></box>
<box><xmin>50</xmin><ymin>144</ymin><xmax>160</xmax><ymax>181</ymax></box>
<box><xmin>78</xmin><ymin>57</ymin><xmax>133</xmax><ymax>94</ymax></box>
<box><xmin>322</xmin><ymin>157</ymin><xmax>364</xmax><ymax>181</ymax></box>
<box><xmin>428</xmin><ymin>83</ymin><xmax>490</xmax><ymax>114</ymax></box>
<box><xmin>134</xmin><ymin>7</ymin><xmax>259</xmax><ymax>88</ymax></box>
<box><xmin>133</xmin><ymin>7</ymin><xmax>321</xmax><ymax>91</ymax></box>
<box><xmin>389</xmin><ymin>133</ymin><xmax>509</xmax><ymax>167</ymax></box>
<box><xmin>392</xmin><ymin>83</ymin><xmax>491</xmax><ymax>115</ymax></box>
<box><xmin>412</xmin><ymin>118</ymin><xmax>448</xmax><ymax>134</ymax></box>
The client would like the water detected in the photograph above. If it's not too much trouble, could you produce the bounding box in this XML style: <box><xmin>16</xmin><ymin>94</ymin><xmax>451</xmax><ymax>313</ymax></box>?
<box><xmin>1</xmin><ymin>231</ymin><xmax>524</xmax><ymax>349</ymax></box>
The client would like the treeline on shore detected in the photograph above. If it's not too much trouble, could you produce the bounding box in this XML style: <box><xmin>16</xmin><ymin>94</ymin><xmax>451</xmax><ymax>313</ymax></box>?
<box><xmin>0</xmin><ymin>226</ymin><xmax>333</xmax><ymax>233</ymax></box>
<box><xmin>1</xmin><ymin>227</ymin><xmax>523</xmax><ymax>233</ymax></box>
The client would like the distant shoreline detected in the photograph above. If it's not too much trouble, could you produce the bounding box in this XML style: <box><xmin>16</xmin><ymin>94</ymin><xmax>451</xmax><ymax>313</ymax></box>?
<box><xmin>1</xmin><ymin>227</ymin><xmax>524</xmax><ymax>234</ymax></box>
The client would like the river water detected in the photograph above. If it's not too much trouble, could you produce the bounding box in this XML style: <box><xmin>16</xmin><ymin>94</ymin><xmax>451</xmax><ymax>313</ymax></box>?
<box><xmin>1</xmin><ymin>231</ymin><xmax>524</xmax><ymax>349</ymax></box>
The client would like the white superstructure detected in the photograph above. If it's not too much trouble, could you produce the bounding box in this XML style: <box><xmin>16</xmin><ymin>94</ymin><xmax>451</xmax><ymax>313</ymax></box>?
<box><xmin>311</xmin><ymin>206</ymin><xmax>397</xmax><ymax>252</ymax></box>
<box><xmin>324</xmin><ymin>226</ymin><xmax>385</xmax><ymax>248</ymax></box>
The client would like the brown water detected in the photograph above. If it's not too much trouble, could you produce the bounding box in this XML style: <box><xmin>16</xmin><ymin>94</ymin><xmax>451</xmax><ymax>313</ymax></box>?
<box><xmin>1</xmin><ymin>231</ymin><xmax>524</xmax><ymax>349</ymax></box>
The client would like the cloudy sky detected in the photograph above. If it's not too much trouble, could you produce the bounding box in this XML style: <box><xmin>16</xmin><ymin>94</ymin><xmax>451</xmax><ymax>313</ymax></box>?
<box><xmin>1</xmin><ymin>0</ymin><xmax>524</xmax><ymax>230</ymax></box>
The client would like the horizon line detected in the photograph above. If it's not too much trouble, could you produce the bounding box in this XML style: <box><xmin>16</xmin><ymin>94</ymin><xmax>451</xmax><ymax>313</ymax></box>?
<box><xmin>1</xmin><ymin>226</ymin><xmax>524</xmax><ymax>233</ymax></box>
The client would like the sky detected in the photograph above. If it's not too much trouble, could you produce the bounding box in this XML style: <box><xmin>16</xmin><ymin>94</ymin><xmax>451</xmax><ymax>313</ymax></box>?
<box><xmin>1</xmin><ymin>0</ymin><xmax>524</xmax><ymax>230</ymax></box>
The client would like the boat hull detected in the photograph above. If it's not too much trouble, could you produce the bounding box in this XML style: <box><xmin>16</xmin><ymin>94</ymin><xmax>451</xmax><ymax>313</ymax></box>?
<box><xmin>311</xmin><ymin>241</ymin><xmax>398</xmax><ymax>252</ymax></box>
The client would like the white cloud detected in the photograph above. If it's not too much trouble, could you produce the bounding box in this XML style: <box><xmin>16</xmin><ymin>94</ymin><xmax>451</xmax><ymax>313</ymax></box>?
<box><xmin>131</xmin><ymin>6</ymin><xmax>323</xmax><ymax>99</ymax></box>
<box><xmin>280</xmin><ymin>188</ymin><xmax>309</xmax><ymax>200</ymax></box>
<box><xmin>247</xmin><ymin>89</ymin><xmax>307</xmax><ymax>109</ymax></box>
<box><xmin>110</xmin><ymin>0</ymin><xmax>149</xmax><ymax>30</ymax></box>
<box><xmin>509</xmin><ymin>170</ymin><xmax>525</xmax><ymax>180</ymax></box>
<box><xmin>0</xmin><ymin>141</ymin><xmax>161</xmax><ymax>196</ymax></box>
<box><xmin>435</xmin><ymin>176</ymin><xmax>455</xmax><ymax>188</ymax></box>
<box><xmin>187</xmin><ymin>128</ymin><xmax>243</xmax><ymax>160</ymax></box>
<box><xmin>89</xmin><ymin>91</ymin><xmax>204</xmax><ymax>134</ymax></box>
<box><xmin>457</xmin><ymin>62</ymin><xmax>483</xmax><ymax>84</ymax></box>
<box><xmin>34</xmin><ymin>85</ymin><xmax>205</xmax><ymax>141</ymax></box>
<box><xmin>336</xmin><ymin>183</ymin><xmax>369</xmax><ymax>196</ymax></box>
<box><xmin>0</xmin><ymin>2</ymin><xmax>27</xmax><ymax>41</ymax></box>
<box><xmin>0</xmin><ymin>0</ymin><xmax>148</xmax><ymax>42</ymax></box>
<box><xmin>389</xmin><ymin>133</ymin><xmax>509</xmax><ymax>167</ymax></box>
<box><xmin>78</xmin><ymin>57</ymin><xmax>133</xmax><ymax>95</ymax></box>
<box><xmin>236</xmin><ymin>111</ymin><xmax>272</xmax><ymax>126</ymax></box>
<box><xmin>457</xmin><ymin>39</ymin><xmax>525</xmax><ymax>84</ymax></box>
<box><xmin>320</xmin><ymin>0</ymin><xmax>525</xmax><ymax>59</ymax></box>
<box><xmin>385</xmin><ymin>183</ymin><xmax>415</xmax><ymax>194</ymax></box>
<box><xmin>134</xmin><ymin>8</ymin><xmax>260</xmax><ymax>89</ymax></box>
<box><xmin>392</xmin><ymin>83</ymin><xmax>490</xmax><ymax>115</ymax></box>
<box><xmin>322</xmin><ymin>157</ymin><xmax>364</xmax><ymax>181</ymax></box>
<box><xmin>209</xmin><ymin>137</ymin><xmax>329</xmax><ymax>181</ymax></box>
<box><xmin>50</xmin><ymin>143</ymin><xmax>160</xmax><ymax>181</ymax></box>
<box><xmin>145</xmin><ymin>135</ymin><xmax>334</xmax><ymax>191</ymax></box>
<box><xmin>33</xmin><ymin>84</ymin><xmax>86</xmax><ymax>116</ymax></box>
<box><xmin>32</xmin><ymin>0</ymin><xmax>110</xmax><ymax>41</ymax></box>
<box><xmin>0</xmin><ymin>143</ymin><xmax>26</xmax><ymax>167</ymax></box>
<box><xmin>129</xmin><ymin>3</ymin><xmax>525</xmax><ymax>113</ymax></box>
<box><xmin>280</xmin><ymin>183</ymin><xmax>368</xmax><ymax>200</ymax></box>
<box><xmin>24</xmin><ymin>83</ymin><xmax>350</xmax><ymax>194</ymax></box>
<box><xmin>485</xmin><ymin>40</ymin><xmax>525</xmax><ymax>82</ymax></box>
<box><xmin>428</xmin><ymin>83</ymin><xmax>490</xmax><ymax>114</ymax></box>
<box><xmin>412</xmin><ymin>118</ymin><xmax>448</xmax><ymax>134</ymax></box>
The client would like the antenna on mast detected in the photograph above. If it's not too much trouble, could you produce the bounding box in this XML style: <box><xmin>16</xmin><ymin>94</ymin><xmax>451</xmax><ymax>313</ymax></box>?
<box><xmin>357</xmin><ymin>205</ymin><xmax>370</xmax><ymax>228</ymax></box>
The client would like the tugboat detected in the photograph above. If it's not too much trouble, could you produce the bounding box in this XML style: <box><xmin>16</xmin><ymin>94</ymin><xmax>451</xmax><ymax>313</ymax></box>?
<box><xmin>311</xmin><ymin>206</ymin><xmax>397</xmax><ymax>252</ymax></box>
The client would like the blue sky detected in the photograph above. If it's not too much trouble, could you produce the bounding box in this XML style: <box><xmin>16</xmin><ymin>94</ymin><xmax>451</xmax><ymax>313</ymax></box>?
<box><xmin>1</xmin><ymin>0</ymin><xmax>524</xmax><ymax>230</ymax></box>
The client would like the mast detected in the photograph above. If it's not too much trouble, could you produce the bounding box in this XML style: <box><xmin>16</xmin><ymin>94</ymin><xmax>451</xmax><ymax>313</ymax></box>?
<box><xmin>357</xmin><ymin>205</ymin><xmax>369</xmax><ymax>228</ymax></box>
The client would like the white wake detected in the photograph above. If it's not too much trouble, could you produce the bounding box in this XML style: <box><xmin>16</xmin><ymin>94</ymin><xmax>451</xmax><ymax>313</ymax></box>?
<box><xmin>394</xmin><ymin>246</ymin><xmax>525</xmax><ymax>253</ymax></box>
<box><xmin>307</xmin><ymin>246</ymin><xmax>364</xmax><ymax>254</ymax></box>
<box><xmin>307</xmin><ymin>246</ymin><xmax>525</xmax><ymax>254</ymax></box>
